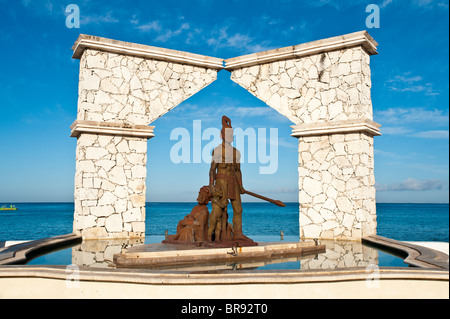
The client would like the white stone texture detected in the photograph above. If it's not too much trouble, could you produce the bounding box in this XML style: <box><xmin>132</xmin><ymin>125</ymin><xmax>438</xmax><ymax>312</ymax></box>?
<box><xmin>297</xmin><ymin>133</ymin><xmax>377</xmax><ymax>240</ymax></box>
<box><xmin>74</xmin><ymin>48</ymin><xmax>219</xmax><ymax>239</ymax></box>
<box><xmin>77</xmin><ymin>49</ymin><xmax>218</xmax><ymax>125</ymax></box>
<box><xmin>72</xmin><ymin>238</ymin><xmax>145</xmax><ymax>268</ymax></box>
<box><xmin>74</xmin><ymin>133</ymin><xmax>148</xmax><ymax>239</ymax></box>
<box><xmin>230</xmin><ymin>47</ymin><xmax>372</xmax><ymax>125</ymax></box>
<box><xmin>230</xmin><ymin>45</ymin><xmax>377</xmax><ymax>241</ymax></box>
<box><xmin>300</xmin><ymin>240</ymin><xmax>378</xmax><ymax>270</ymax></box>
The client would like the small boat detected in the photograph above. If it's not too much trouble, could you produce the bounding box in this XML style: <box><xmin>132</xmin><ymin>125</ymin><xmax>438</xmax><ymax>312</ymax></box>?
<box><xmin>0</xmin><ymin>205</ymin><xmax>18</xmax><ymax>211</ymax></box>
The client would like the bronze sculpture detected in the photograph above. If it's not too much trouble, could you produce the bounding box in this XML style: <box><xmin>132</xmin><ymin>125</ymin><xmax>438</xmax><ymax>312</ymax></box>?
<box><xmin>163</xmin><ymin>186</ymin><xmax>211</xmax><ymax>245</ymax></box>
<box><xmin>163</xmin><ymin>115</ymin><xmax>285</xmax><ymax>247</ymax></box>
<box><xmin>207</xmin><ymin>116</ymin><xmax>256</xmax><ymax>246</ymax></box>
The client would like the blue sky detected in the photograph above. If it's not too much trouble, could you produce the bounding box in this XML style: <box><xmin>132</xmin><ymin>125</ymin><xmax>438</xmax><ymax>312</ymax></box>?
<box><xmin>0</xmin><ymin>0</ymin><xmax>448</xmax><ymax>203</ymax></box>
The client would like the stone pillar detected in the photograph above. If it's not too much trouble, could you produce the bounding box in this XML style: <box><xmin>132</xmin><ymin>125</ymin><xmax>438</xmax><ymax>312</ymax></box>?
<box><xmin>71</xmin><ymin>123</ymin><xmax>153</xmax><ymax>239</ymax></box>
<box><xmin>226</xmin><ymin>31</ymin><xmax>381</xmax><ymax>241</ymax></box>
<box><xmin>70</xmin><ymin>35</ymin><xmax>223</xmax><ymax>239</ymax></box>
<box><xmin>292</xmin><ymin>122</ymin><xmax>380</xmax><ymax>240</ymax></box>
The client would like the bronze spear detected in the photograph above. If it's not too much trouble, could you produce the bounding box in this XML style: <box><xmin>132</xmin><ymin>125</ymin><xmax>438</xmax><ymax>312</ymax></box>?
<box><xmin>243</xmin><ymin>190</ymin><xmax>286</xmax><ymax>207</ymax></box>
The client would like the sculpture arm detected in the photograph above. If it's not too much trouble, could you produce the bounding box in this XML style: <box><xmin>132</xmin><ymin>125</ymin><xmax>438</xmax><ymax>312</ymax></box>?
<box><xmin>209</xmin><ymin>161</ymin><xmax>218</xmax><ymax>186</ymax></box>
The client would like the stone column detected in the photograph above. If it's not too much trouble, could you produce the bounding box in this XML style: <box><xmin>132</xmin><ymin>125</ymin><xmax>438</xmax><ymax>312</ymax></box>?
<box><xmin>70</xmin><ymin>35</ymin><xmax>223</xmax><ymax>239</ymax></box>
<box><xmin>71</xmin><ymin>122</ymin><xmax>154</xmax><ymax>239</ymax></box>
<box><xmin>292</xmin><ymin>121</ymin><xmax>380</xmax><ymax>240</ymax></box>
<box><xmin>226</xmin><ymin>31</ymin><xmax>381</xmax><ymax>241</ymax></box>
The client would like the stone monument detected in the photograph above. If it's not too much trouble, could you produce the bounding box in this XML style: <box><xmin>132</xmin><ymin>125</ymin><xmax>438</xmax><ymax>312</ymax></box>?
<box><xmin>71</xmin><ymin>31</ymin><xmax>380</xmax><ymax>242</ymax></box>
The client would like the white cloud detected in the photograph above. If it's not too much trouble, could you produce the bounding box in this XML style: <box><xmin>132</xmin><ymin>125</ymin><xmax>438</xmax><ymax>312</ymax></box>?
<box><xmin>380</xmin><ymin>127</ymin><xmax>449</xmax><ymax>139</ymax></box>
<box><xmin>130</xmin><ymin>14</ymin><xmax>139</xmax><ymax>25</ymax></box>
<box><xmin>389</xmin><ymin>84</ymin><xmax>439</xmax><ymax>95</ymax></box>
<box><xmin>387</xmin><ymin>72</ymin><xmax>439</xmax><ymax>96</ymax></box>
<box><xmin>388</xmin><ymin>74</ymin><xmax>423</xmax><ymax>83</ymax></box>
<box><xmin>374</xmin><ymin>149</ymin><xmax>409</xmax><ymax>160</ymax></box>
<box><xmin>135</xmin><ymin>20</ymin><xmax>161</xmax><ymax>32</ymax></box>
<box><xmin>185</xmin><ymin>28</ymin><xmax>203</xmax><ymax>45</ymax></box>
<box><xmin>207</xmin><ymin>26</ymin><xmax>273</xmax><ymax>54</ymax></box>
<box><xmin>376</xmin><ymin>178</ymin><xmax>448</xmax><ymax>191</ymax></box>
<box><xmin>379</xmin><ymin>0</ymin><xmax>393</xmax><ymax>8</ymax></box>
<box><xmin>375</xmin><ymin>107</ymin><xmax>449</xmax><ymax>125</ymax></box>
<box><xmin>415</xmin><ymin>0</ymin><xmax>434</xmax><ymax>6</ymax></box>
<box><xmin>155</xmin><ymin>23</ymin><xmax>190</xmax><ymax>42</ymax></box>
<box><xmin>379</xmin><ymin>126</ymin><xmax>413</xmax><ymax>135</ymax></box>
<box><xmin>412</xmin><ymin>130</ymin><xmax>449</xmax><ymax>139</ymax></box>
<box><xmin>81</xmin><ymin>11</ymin><xmax>119</xmax><ymax>24</ymax></box>
<box><xmin>133</xmin><ymin>19</ymin><xmax>190</xmax><ymax>43</ymax></box>
<box><xmin>413</xmin><ymin>0</ymin><xmax>449</xmax><ymax>9</ymax></box>
<box><xmin>375</xmin><ymin>107</ymin><xmax>449</xmax><ymax>139</ymax></box>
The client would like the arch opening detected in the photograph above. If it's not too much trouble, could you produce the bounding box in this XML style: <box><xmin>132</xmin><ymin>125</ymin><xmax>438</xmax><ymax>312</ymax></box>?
<box><xmin>145</xmin><ymin>69</ymin><xmax>299</xmax><ymax>238</ymax></box>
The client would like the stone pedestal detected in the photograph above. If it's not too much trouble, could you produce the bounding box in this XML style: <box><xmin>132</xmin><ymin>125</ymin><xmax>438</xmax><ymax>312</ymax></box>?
<box><xmin>112</xmin><ymin>241</ymin><xmax>326</xmax><ymax>270</ymax></box>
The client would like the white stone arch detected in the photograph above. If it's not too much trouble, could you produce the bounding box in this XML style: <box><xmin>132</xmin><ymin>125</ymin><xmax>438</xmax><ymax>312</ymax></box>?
<box><xmin>70</xmin><ymin>31</ymin><xmax>381</xmax><ymax>241</ymax></box>
<box><xmin>70</xmin><ymin>35</ymin><xmax>223</xmax><ymax>239</ymax></box>
<box><xmin>225</xmin><ymin>31</ymin><xmax>381</xmax><ymax>240</ymax></box>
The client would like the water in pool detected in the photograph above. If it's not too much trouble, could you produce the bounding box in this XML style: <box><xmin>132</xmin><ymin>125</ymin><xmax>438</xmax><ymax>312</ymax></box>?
<box><xmin>5</xmin><ymin>202</ymin><xmax>445</xmax><ymax>270</ymax></box>
<box><xmin>27</xmin><ymin>235</ymin><xmax>409</xmax><ymax>270</ymax></box>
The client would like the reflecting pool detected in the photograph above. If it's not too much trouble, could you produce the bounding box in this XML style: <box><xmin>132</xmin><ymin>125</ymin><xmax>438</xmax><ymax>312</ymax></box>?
<box><xmin>26</xmin><ymin>235</ymin><xmax>409</xmax><ymax>270</ymax></box>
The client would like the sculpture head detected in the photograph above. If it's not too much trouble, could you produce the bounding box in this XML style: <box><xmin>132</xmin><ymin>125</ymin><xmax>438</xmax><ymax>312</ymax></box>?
<box><xmin>220</xmin><ymin>115</ymin><xmax>233</xmax><ymax>144</ymax></box>
<box><xmin>197</xmin><ymin>185</ymin><xmax>212</xmax><ymax>205</ymax></box>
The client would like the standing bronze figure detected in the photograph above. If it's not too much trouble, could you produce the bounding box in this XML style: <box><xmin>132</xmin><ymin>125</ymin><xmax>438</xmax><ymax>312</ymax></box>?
<box><xmin>163</xmin><ymin>115</ymin><xmax>284</xmax><ymax>247</ymax></box>
<box><xmin>208</xmin><ymin>116</ymin><xmax>255</xmax><ymax>246</ymax></box>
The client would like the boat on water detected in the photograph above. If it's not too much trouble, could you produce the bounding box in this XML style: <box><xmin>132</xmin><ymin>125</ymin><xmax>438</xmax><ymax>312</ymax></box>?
<box><xmin>0</xmin><ymin>205</ymin><xmax>18</xmax><ymax>211</ymax></box>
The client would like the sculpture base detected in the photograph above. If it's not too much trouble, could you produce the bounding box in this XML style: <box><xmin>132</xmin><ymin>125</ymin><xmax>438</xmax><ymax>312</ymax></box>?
<box><xmin>161</xmin><ymin>239</ymin><xmax>203</xmax><ymax>247</ymax></box>
<box><xmin>203</xmin><ymin>239</ymin><xmax>258</xmax><ymax>248</ymax></box>
<box><xmin>162</xmin><ymin>236</ymin><xmax>258</xmax><ymax>248</ymax></box>
<box><xmin>112</xmin><ymin>241</ymin><xmax>326</xmax><ymax>270</ymax></box>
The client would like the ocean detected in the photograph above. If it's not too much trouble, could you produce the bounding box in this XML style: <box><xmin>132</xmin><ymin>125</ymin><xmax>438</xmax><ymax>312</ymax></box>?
<box><xmin>0</xmin><ymin>202</ymin><xmax>448</xmax><ymax>242</ymax></box>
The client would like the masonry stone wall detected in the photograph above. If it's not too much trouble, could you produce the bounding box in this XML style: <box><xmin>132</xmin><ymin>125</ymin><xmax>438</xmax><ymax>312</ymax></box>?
<box><xmin>73</xmin><ymin>133</ymin><xmax>148</xmax><ymax>239</ymax></box>
<box><xmin>229</xmin><ymin>46</ymin><xmax>372</xmax><ymax>125</ymax></box>
<box><xmin>78</xmin><ymin>48</ymin><xmax>218</xmax><ymax>125</ymax></box>
<box><xmin>72</xmin><ymin>36</ymin><xmax>221</xmax><ymax>239</ymax></box>
<box><xmin>228</xmin><ymin>38</ymin><xmax>379</xmax><ymax>241</ymax></box>
<box><xmin>298</xmin><ymin>133</ymin><xmax>376</xmax><ymax>240</ymax></box>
